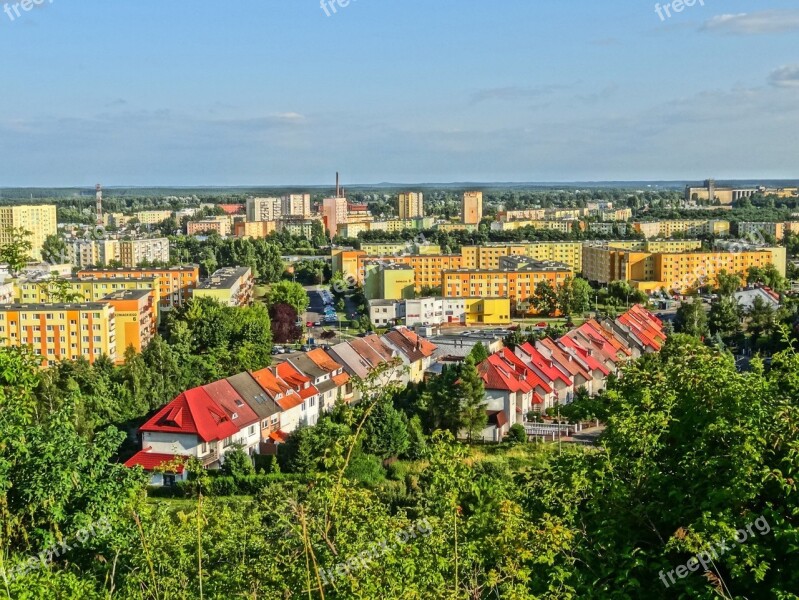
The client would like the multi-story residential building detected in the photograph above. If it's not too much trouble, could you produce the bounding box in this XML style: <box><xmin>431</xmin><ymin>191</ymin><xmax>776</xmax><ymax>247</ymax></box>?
<box><xmin>337</xmin><ymin>222</ymin><xmax>371</xmax><ymax>239</ymax></box>
<box><xmin>102</xmin><ymin>290</ymin><xmax>157</xmax><ymax>362</ymax></box>
<box><xmin>633</xmin><ymin>219</ymin><xmax>730</xmax><ymax>239</ymax></box>
<box><xmin>187</xmin><ymin>216</ymin><xmax>231</xmax><ymax>236</ymax></box>
<box><xmin>67</xmin><ymin>239</ymin><xmax>121</xmax><ymax>268</ymax></box>
<box><xmin>737</xmin><ymin>221</ymin><xmax>785</xmax><ymax>242</ymax></box>
<box><xmin>0</xmin><ymin>205</ymin><xmax>57</xmax><ymax>260</ymax></box>
<box><xmin>192</xmin><ymin>267</ymin><xmax>254</xmax><ymax>307</ymax></box>
<box><xmin>234</xmin><ymin>220</ymin><xmax>278</xmax><ymax>239</ymax></box>
<box><xmin>247</xmin><ymin>197</ymin><xmax>282</xmax><ymax>222</ymax></box>
<box><xmin>442</xmin><ymin>259</ymin><xmax>572</xmax><ymax>314</ymax></box>
<box><xmin>119</xmin><ymin>238</ymin><xmax>170</xmax><ymax>267</ymax></box>
<box><xmin>282</xmin><ymin>194</ymin><xmax>311</xmax><ymax>218</ymax></box>
<box><xmin>460</xmin><ymin>242</ymin><xmax>583</xmax><ymax>274</ymax></box>
<box><xmin>490</xmin><ymin>220</ymin><xmax>575</xmax><ymax>233</ymax></box>
<box><xmin>136</xmin><ymin>210</ymin><xmax>173</xmax><ymax>226</ymax></box>
<box><xmin>278</xmin><ymin>216</ymin><xmax>322</xmax><ymax>240</ymax></box>
<box><xmin>398</xmin><ymin>192</ymin><xmax>424</xmax><ymax>219</ymax></box>
<box><xmin>0</xmin><ymin>302</ymin><xmax>116</xmax><ymax>365</ymax></box>
<box><xmin>363</xmin><ymin>263</ymin><xmax>416</xmax><ymax>300</ymax></box>
<box><xmin>369</xmin><ymin>299</ymin><xmax>406</xmax><ymax>327</ymax></box>
<box><xmin>77</xmin><ymin>266</ymin><xmax>200</xmax><ymax>311</ymax></box>
<box><xmin>582</xmin><ymin>240</ymin><xmax>785</xmax><ymax>292</ymax></box>
<box><xmin>107</xmin><ymin>213</ymin><xmax>131</xmax><ymax>229</ymax></box>
<box><xmin>17</xmin><ymin>275</ymin><xmax>160</xmax><ymax>312</ymax></box>
<box><xmin>368</xmin><ymin>217</ymin><xmax>435</xmax><ymax>233</ymax></box>
<box><xmin>321</xmin><ymin>197</ymin><xmax>348</xmax><ymax>238</ymax></box>
<box><xmin>497</xmin><ymin>209</ymin><xmax>546</xmax><ymax>222</ymax></box>
<box><xmin>462</xmin><ymin>191</ymin><xmax>483</xmax><ymax>225</ymax></box>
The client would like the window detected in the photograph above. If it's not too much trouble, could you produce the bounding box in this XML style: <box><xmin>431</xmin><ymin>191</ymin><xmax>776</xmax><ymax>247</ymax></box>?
<box><xmin>223</xmin><ymin>437</ymin><xmax>233</xmax><ymax>448</ymax></box>
<box><xmin>248</xmin><ymin>425</ymin><xmax>256</xmax><ymax>436</ymax></box>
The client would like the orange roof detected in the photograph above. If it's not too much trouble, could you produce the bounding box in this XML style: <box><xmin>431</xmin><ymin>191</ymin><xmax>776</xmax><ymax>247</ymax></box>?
<box><xmin>332</xmin><ymin>372</ymin><xmax>350</xmax><ymax>387</ymax></box>
<box><xmin>306</xmin><ymin>348</ymin><xmax>343</xmax><ymax>373</ymax></box>
<box><xmin>276</xmin><ymin>392</ymin><xmax>304</xmax><ymax>411</ymax></box>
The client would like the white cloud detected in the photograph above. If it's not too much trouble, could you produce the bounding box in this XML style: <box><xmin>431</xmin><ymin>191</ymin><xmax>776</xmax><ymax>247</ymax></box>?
<box><xmin>702</xmin><ymin>10</ymin><xmax>799</xmax><ymax>34</ymax></box>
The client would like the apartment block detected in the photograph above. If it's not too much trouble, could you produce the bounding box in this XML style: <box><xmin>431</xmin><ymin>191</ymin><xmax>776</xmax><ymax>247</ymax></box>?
<box><xmin>278</xmin><ymin>216</ymin><xmax>322</xmax><ymax>240</ymax></box>
<box><xmin>187</xmin><ymin>216</ymin><xmax>232</xmax><ymax>236</ymax></box>
<box><xmin>398</xmin><ymin>192</ymin><xmax>424</xmax><ymax>219</ymax></box>
<box><xmin>462</xmin><ymin>191</ymin><xmax>483</xmax><ymax>225</ymax></box>
<box><xmin>0</xmin><ymin>302</ymin><xmax>116</xmax><ymax>365</ymax></box>
<box><xmin>0</xmin><ymin>205</ymin><xmax>57</xmax><ymax>259</ymax></box>
<box><xmin>247</xmin><ymin>197</ymin><xmax>282</xmax><ymax>222</ymax></box>
<box><xmin>460</xmin><ymin>242</ymin><xmax>583</xmax><ymax>274</ymax></box>
<box><xmin>283</xmin><ymin>194</ymin><xmax>312</xmax><ymax>218</ymax></box>
<box><xmin>67</xmin><ymin>239</ymin><xmax>121</xmax><ymax>268</ymax></box>
<box><xmin>102</xmin><ymin>290</ymin><xmax>157</xmax><ymax>362</ymax></box>
<box><xmin>360</xmin><ymin>242</ymin><xmax>442</xmax><ymax>256</ymax></box>
<box><xmin>16</xmin><ymin>276</ymin><xmax>161</xmax><ymax>315</ymax></box>
<box><xmin>442</xmin><ymin>260</ymin><xmax>572</xmax><ymax>314</ymax></box>
<box><xmin>737</xmin><ymin>221</ymin><xmax>785</xmax><ymax>242</ymax></box>
<box><xmin>234</xmin><ymin>220</ymin><xmax>278</xmax><ymax>239</ymax></box>
<box><xmin>321</xmin><ymin>197</ymin><xmax>348</xmax><ymax>238</ymax></box>
<box><xmin>136</xmin><ymin>210</ymin><xmax>173</xmax><ymax>226</ymax></box>
<box><xmin>77</xmin><ymin>266</ymin><xmax>199</xmax><ymax>311</ymax></box>
<box><xmin>363</xmin><ymin>263</ymin><xmax>416</xmax><ymax>301</ymax></box>
<box><xmin>633</xmin><ymin>220</ymin><xmax>730</xmax><ymax>239</ymax></box>
<box><xmin>192</xmin><ymin>267</ymin><xmax>254</xmax><ymax>307</ymax></box>
<box><xmin>490</xmin><ymin>219</ymin><xmax>575</xmax><ymax>233</ymax></box>
<box><xmin>120</xmin><ymin>238</ymin><xmax>170</xmax><ymax>267</ymax></box>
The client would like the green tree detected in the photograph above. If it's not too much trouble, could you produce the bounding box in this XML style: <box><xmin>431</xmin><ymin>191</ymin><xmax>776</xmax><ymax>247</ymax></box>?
<box><xmin>266</xmin><ymin>280</ymin><xmax>309</xmax><ymax>313</ymax></box>
<box><xmin>41</xmin><ymin>233</ymin><xmax>67</xmax><ymax>264</ymax></box>
<box><xmin>674</xmin><ymin>296</ymin><xmax>709</xmax><ymax>338</ymax></box>
<box><xmin>0</xmin><ymin>227</ymin><xmax>33</xmax><ymax>276</ymax></box>
<box><xmin>746</xmin><ymin>295</ymin><xmax>775</xmax><ymax>340</ymax></box>
<box><xmin>531</xmin><ymin>280</ymin><xmax>559</xmax><ymax>316</ymax></box>
<box><xmin>708</xmin><ymin>297</ymin><xmax>742</xmax><ymax>340</ymax></box>
<box><xmin>364</xmin><ymin>398</ymin><xmax>410</xmax><ymax>460</ymax></box>
<box><xmin>469</xmin><ymin>342</ymin><xmax>489</xmax><ymax>363</ymax></box>
<box><xmin>715</xmin><ymin>269</ymin><xmax>741</xmax><ymax>297</ymax></box>
<box><xmin>457</xmin><ymin>356</ymin><xmax>487</xmax><ymax>441</ymax></box>
<box><xmin>220</xmin><ymin>447</ymin><xmax>256</xmax><ymax>479</ymax></box>
<box><xmin>570</xmin><ymin>277</ymin><xmax>593</xmax><ymax>314</ymax></box>
<box><xmin>556</xmin><ymin>277</ymin><xmax>574</xmax><ymax>316</ymax></box>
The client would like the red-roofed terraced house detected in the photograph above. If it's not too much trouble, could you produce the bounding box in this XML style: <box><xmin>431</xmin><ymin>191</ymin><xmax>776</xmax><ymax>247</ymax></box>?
<box><xmin>515</xmin><ymin>342</ymin><xmax>574</xmax><ymax>403</ymax></box>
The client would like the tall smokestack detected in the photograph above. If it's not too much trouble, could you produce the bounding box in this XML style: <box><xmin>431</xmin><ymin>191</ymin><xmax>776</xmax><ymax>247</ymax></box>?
<box><xmin>336</xmin><ymin>172</ymin><xmax>340</xmax><ymax>197</ymax></box>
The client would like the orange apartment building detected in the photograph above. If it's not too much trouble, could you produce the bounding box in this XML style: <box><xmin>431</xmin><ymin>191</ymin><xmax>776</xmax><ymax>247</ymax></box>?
<box><xmin>0</xmin><ymin>302</ymin><xmax>116</xmax><ymax>365</ymax></box>
<box><xmin>77</xmin><ymin>266</ymin><xmax>200</xmax><ymax>312</ymax></box>
<box><xmin>102</xmin><ymin>289</ymin><xmax>157</xmax><ymax>362</ymax></box>
<box><xmin>442</xmin><ymin>259</ymin><xmax>572</xmax><ymax>315</ymax></box>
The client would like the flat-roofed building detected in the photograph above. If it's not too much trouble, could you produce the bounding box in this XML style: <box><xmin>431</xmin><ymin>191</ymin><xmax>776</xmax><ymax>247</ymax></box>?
<box><xmin>398</xmin><ymin>192</ymin><xmax>424</xmax><ymax>219</ymax></box>
<box><xmin>491</xmin><ymin>220</ymin><xmax>575</xmax><ymax>233</ymax></box>
<box><xmin>77</xmin><ymin>266</ymin><xmax>199</xmax><ymax>311</ymax></box>
<box><xmin>247</xmin><ymin>197</ymin><xmax>282</xmax><ymax>222</ymax></box>
<box><xmin>737</xmin><ymin>221</ymin><xmax>785</xmax><ymax>242</ymax></box>
<box><xmin>462</xmin><ymin>191</ymin><xmax>483</xmax><ymax>225</ymax></box>
<box><xmin>0</xmin><ymin>205</ymin><xmax>57</xmax><ymax>260</ymax></box>
<box><xmin>460</xmin><ymin>242</ymin><xmax>583</xmax><ymax>273</ymax></box>
<box><xmin>120</xmin><ymin>238</ymin><xmax>170</xmax><ymax>267</ymax></box>
<box><xmin>321</xmin><ymin>197</ymin><xmax>348</xmax><ymax>238</ymax></box>
<box><xmin>633</xmin><ymin>220</ymin><xmax>730</xmax><ymax>239</ymax></box>
<box><xmin>67</xmin><ymin>239</ymin><xmax>121</xmax><ymax>268</ymax></box>
<box><xmin>363</xmin><ymin>262</ymin><xmax>416</xmax><ymax>301</ymax></box>
<box><xmin>0</xmin><ymin>302</ymin><xmax>116</xmax><ymax>365</ymax></box>
<box><xmin>234</xmin><ymin>220</ymin><xmax>278</xmax><ymax>239</ymax></box>
<box><xmin>102</xmin><ymin>289</ymin><xmax>157</xmax><ymax>362</ymax></box>
<box><xmin>282</xmin><ymin>194</ymin><xmax>311</xmax><ymax>218</ymax></box>
<box><xmin>187</xmin><ymin>216</ymin><xmax>231</xmax><ymax>236</ymax></box>
<box><xmin>136</xmin><ymin>210</ymin><xmax>173</xmax><ymax>226</ymax></box>
<box><xmin>192</xmin><ymin>267</ymin><xmax>254</xmax><ymax>307</ymax></box>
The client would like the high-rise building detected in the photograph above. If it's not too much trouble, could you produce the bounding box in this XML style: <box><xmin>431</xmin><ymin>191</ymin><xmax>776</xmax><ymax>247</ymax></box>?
<box><xmin>321</xmin><ymin>197</ymin><xmax>348</xmax><ymax>238</ymax></box>
<box><xmin>398</xmin><ymin>192</ymin><xmax>424</xmax><ymax>219</ymax></box>
<box><xmin>102</xmin><ymin>290</ymin><xmax>157</xmax><ymax>363</ymax></box>
<box><xmin>119</xmin><ymin>238</ymin><xmax>170</xmax><ymax>267</ymax></box>
<box><xmin>0</xmin><ymin>205</ymin><xmax>57</xmax><ymax>260</ymax></box>
<box><xmin>282</xmin><ymin>194</ymin><xmax>312</xmax><ymax>218</ymax></box>
<box><xmin>247</xmin><ymin>197</ymin><xmax>282</xmax><ymax>222</ymax></box>
<box><xmin>462</xmin><ymin>192</ymin><xmax>483</xmax><ymax>225</ymax></box>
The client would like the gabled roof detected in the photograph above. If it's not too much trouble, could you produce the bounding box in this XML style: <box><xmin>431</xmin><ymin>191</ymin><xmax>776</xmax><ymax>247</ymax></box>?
<box><xmin>286</xmin><ymin>354</ymin><xmax>328</xmax><ymax>380</ymax></box>
<box><xmin>497</xmin><ymin>347</ymin><xmax>552</xmax><ymax>393</ymax></box>
<box><xmin>226</xmin><ymin>372</ymin><xmax>281</xmax><ymax>419</ymax></box>
<box><xmin>383</xmin><ymin>327</ymin><xmax>437</xmax><ymax>363</ymax></box>
<box><xmin>203</xmin><ymin>379</ymin><xmax>259</xmax><ymax>428</ymax></box>
<box><xmin>139</xmin><ymin>386</ymin><xmax>240</xmax><ymax>443</ymax></box>
<box><xmin>328</xmin><ymin>342</ymin><xmax>373</xmax><ymax>378</ymax></box>
<box><xmin>305</xmin><ymin>348</ymin><xmax>343</xmax><ymax>373</ymax></box>
<box><xmin>478</xmin><ymin>354</ymin><xmax>532</xmax><ymax>393</ymax></box>
<box><xmin>273</xmin><ymin>362</ymin><xmax>310</xmax><ymax>389</ymax></box>
<box><xmin>537</xmin><ymin>338</ymin><xmax>592</xmax><ymax>382</ymax></box>
<box><xmin>124</xmin><ymin>449</ymin><xmax>187</xmax><ymax>473</ymax></box>
<box><xmin>252</xmin><ymin>367</ymin><xmax>304</xmax><ymax>411</ymax></box>
<box><xmin>252</xmin><ymin>367</ymin><xmax>293</xmax><ymax>397</ymax></box>
<box><xmin>557</xmin><ymin>336</ymin><xmax>610</xmax><ymax>376</ymax></box>
<box><xmin>517</xmin><ymin>342</ymin><xmax>572</xmax><ymax>386</ymax></box>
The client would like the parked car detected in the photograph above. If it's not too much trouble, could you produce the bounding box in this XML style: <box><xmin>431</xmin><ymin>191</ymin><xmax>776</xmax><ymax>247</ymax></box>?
<box><xmin>306</xmin><ymin>321</ymin><xmax>314</xmax><ymax>327</ymax></box>
<box><xmin>314</xmin><ymin>321</ymin><xmax>321</xmax><ymax>327</ymax></box>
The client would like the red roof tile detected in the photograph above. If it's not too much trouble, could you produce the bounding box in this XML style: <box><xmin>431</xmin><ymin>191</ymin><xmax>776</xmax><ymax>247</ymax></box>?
<box><xmin>124</xmin><ymin>449</ymin><xmax>187</xmax><ymax>473</ymax></box>
<box><xmin>139</xmin><ymin>386</ymin><xmax>240</xmax><ymax>443</ymax></box>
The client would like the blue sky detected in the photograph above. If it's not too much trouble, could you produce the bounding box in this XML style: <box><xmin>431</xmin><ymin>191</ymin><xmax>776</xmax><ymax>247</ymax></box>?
<box><xmin>0</xmin><ymin>0</ymin><xmax>797</xmax><ymax>186</ymax></box>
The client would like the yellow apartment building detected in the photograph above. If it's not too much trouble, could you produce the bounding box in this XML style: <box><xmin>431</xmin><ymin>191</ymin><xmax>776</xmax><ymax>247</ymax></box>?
<box><xmin>463</xmin><ymin>298</ymin><xmax>512</xmax><ymax>325</ymax></box>
<box><xmin>460</xmin><ymin>242</ymin><xmax>583</xmax><ymax>273</ymax></box>
<box><xmin>633</xmin><ymin>219</ymin><xmax>730</xmax><ymax>239</ymax></box>
<box><xmin>363</xmin><ymin>263</ymin><xmax>416</xmax><ymax>301</ymax></box>
<box><xmin>462</xmin><ymin>192</ymin><xmax>483</xmax><ymax>225</ymax></box>
<box><xmin>737</xmin><ymin>221</ymin><xmax>785</xmax><ymax>241</ymax></box>
<box><xmin>136</xmin><ymin>210</ymin><xmax>173</xmax><ymax>226</ymax></box>
<box><xmin>490</xmin><ymin>220</ymin><xmax>574</xmax><ymax>233</ymax></box>
<box><xmin>0</xmin><ymin>302</ymin><xmax>116</xmax><ymax>365</ymax></box>
<box><xmin>398</xmin><ymin>192</ymin><xmax>424</xmax><ymax>219</ymax></box>
<box><xmin>16</xmin><ymin>276</ymin><xmax>160</xmax><ymax>315</ymax></box>
<box><xmin>0</xmin><ymin>205</ymin><xmax>57</xmax><ymax>260</ymax></box>
<box><xmin>77</xmin><ymin>266</ymin><xmax>199</xmax><ymax>311</ymax></box>
<box><xmin>192</xmin><ymin>267</ymin><xmax>254</xmax><ymax>307</ymax></box>
<box><xmin>102</xmin><ymin>290</ymin><xmax>157</xmax><ymax>362</ymax></box>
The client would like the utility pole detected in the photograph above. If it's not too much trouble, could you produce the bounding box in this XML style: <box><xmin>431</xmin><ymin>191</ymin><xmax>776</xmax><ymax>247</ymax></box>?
<box><xmin>557</xmin><ymin>404</ymin><xmax>562</xmax><ymax>455</ymax></box>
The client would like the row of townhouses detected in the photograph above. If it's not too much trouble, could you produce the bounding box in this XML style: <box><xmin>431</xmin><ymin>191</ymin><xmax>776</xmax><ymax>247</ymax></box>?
<box><xmin>475</xmin><ymin>305</ymin><xmax>665</xmax><ymax>441</ymax></box>
<box><xmin>125</xmin><ymin>328</ymin><xmax>437</xmax><ymax>485</ymax></box>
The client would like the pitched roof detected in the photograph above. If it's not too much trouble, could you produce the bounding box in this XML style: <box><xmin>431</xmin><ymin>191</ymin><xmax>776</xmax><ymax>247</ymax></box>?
<box><xmin>139</xmin><ymin>386</ymin><xmax>240</xmax><ymax>443</ymax></box>
<box><xmin>226</xmin><ymin>372</ymin><xmax>281</xmax><ymax>419</ymax></box>
<box><xmin>557</xmin><ymin>336</ymin><xmax>610</xmax><ymax>376</ymax></box>
<box><xmin>273</xmin><ymin>362</ymin><xmax>310</xmax><ymax>389</ymax></box>
<box><xmin>517</xmin><ymin>342</ymin><xmax>572</xmax><ymax>386</ymax></box>
<box><xmin>202</xmin><ymin>379</ymin><xmax>259</xmax><ymax>428</ymax></box>
<box><xmin>305</xmin><ymin>348</ymin><xmax>343</xmax><ymax>373</ymax></box>
<box><xmin>383</xmin><ymin>328</ymin><xmax>437</xmax><ymax>363</ymax></box>
<box><xmin>329</xmin><ymin>342</ymin><xmax>373</xmax><ymax>378</ymax></box>
<box><xmin>537</xmin><ymin>338</ymin><xmax>592</xmax><ymax>381</ymax></box>
<box><xmin>252</xmin><ymin>367</ymin><xmax>304</xmax><ymax>411</ymax></box>
<box><xmin>124</xmin><ymin>449</ymin><xmax>187</xmax><ymax>473</ymax></box>
<box><xmin>286</xmin><ymin>353</ymin><xmax>328</xmax><ymax>380</ymax></box>
<box><xmin>497</xmin><ymin>347</ymin><xmax>552</xmax><ymax>393</ymax></box>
